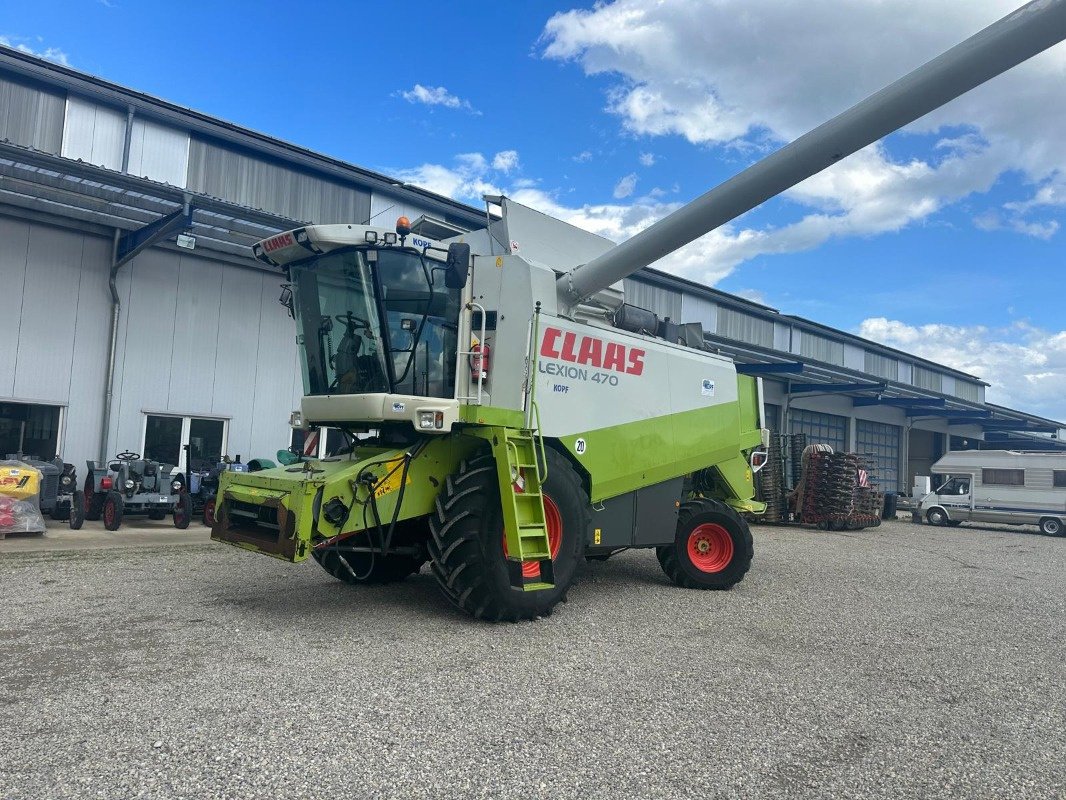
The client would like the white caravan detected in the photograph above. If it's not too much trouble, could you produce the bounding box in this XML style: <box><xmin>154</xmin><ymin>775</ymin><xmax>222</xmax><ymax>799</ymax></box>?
<box><xmin>917</xmin><ymin>450</ymin><xmax>1066</xmax><ymax>536</ymax></box>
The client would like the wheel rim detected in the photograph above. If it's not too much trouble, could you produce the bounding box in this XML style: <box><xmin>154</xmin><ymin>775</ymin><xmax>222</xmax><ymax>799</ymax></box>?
<box><xmin>104</xmin><ymin>502</ymin><xmax>114</xmax><ymax>527</ymax></box>
<box><xmin>204</xmin><ymin>500</ymin><xmax>215</xmax><ymax>526</ymax></box>
<box><xmin>929</xmin><ymin>510</ymin><xmax>943</xmax><ymax>525</ymax></box>
<box><xmin>687</xmin><ymin>523</ymin><xmax>734</xmax><ymax>573</ymax></box>
<box><xmin>502</xmin><ymin>494</ymin><xmax>563</xmax><ymax>579</ymax></box>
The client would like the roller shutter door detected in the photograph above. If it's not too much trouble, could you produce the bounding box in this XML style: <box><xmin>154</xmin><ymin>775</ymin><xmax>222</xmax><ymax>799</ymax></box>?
<box><xmin>856</xmin><ymin>420</ymin><xmax>901</xmax><ymax>491</ymax></box>
<box><xmin>790</xmin><ymin>409</ymin><xmax>847</xmax><ymax>452</ymax></box>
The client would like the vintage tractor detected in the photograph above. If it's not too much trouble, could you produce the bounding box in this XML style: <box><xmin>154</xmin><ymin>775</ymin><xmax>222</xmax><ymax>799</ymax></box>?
<box><xmin>177</xmin><ymin>445</ymin><xmax>275</xmax><ymax>527</ymax></box>
<box><xmin>211</xmin><ymin>2</ymin><xmax>1066</xmax><ymax>620</ymax></box>
<box><xmin>84</xmin><ymin>451</ymin><xmax>188</xmax><ymax>531</ymax></box>
<box><xmin>5</xmin><ymin>455</ymin><xmax>83</xmax><ymax>529</ymax></box>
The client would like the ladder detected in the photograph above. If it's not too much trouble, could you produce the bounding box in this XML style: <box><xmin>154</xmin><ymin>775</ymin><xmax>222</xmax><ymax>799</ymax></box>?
<box><xmin>476</xmin><ymin>426</ymin><xmax>554</xmax><ymax>591</ymax></box>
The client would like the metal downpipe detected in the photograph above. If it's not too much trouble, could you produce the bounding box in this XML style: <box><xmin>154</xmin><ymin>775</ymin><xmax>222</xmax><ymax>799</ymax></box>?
<box><xmin>100</xmin><ymin>227</ymin><xmax>122</xmax><ymax>463</ymax></box>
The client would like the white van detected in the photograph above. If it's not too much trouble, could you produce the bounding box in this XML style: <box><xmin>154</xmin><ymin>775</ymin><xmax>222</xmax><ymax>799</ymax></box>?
<box><xmin>917</xmin><ymin>450</ymin><xmax>1066</xmax><ymax>536</ymax></box>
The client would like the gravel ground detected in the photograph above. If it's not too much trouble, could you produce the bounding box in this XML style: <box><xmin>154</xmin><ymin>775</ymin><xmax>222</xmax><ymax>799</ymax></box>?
<box><xmin>1</xmin><ymin>518</ymin><xmax>1063</xmax><ymax>800</ymax></box>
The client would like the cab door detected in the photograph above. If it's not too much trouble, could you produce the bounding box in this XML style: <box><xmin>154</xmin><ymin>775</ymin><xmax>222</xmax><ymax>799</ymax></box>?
<box><xmin>936</xmin><ymin>475</ymin><xmax>974</xmax><ymax>521</ymax></box>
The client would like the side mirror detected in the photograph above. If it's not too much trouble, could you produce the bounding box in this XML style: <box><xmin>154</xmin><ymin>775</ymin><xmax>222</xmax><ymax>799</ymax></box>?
<box><xmin>445</xmin><ymin>243</ymin><xmax>470</xmax><ymax>289</ymax></box>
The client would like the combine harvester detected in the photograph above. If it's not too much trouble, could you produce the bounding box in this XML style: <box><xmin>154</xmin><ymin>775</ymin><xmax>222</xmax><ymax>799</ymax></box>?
<box><xmin>212</xmin><ymin>1</ymin><xmax>1066</xmax><ymax>620</ymax></box>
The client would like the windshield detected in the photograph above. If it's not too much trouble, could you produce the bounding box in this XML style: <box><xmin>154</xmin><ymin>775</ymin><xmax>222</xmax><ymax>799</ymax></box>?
<box><xmin>290</xmin><ymin>248</ymin><xmax>459</xmax><ymax>398</ymax></box>
<box><xmin>937</xmin><ymin>476</ymin><xmax>970</xmax><ymax>495</ymax></box>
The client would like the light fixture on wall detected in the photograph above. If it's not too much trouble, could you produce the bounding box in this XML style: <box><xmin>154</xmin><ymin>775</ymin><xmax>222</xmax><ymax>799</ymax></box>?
<box><xmin>176</xmin><ymin>234</ymin><xmax>196</xmax><ymax>250</ymax></box>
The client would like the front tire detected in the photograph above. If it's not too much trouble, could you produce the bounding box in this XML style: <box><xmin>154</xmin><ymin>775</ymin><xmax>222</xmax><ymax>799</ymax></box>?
<box><xmin>657</xmin><ymin>499</ymin><xmax>753</xmax><ymax>590</ymax></box>
<box><xmin>1039</xmin><ymin>517</ymin><xmax>1064</xmax><ymax>537</ymax></box>
<box><xmin>103</xmin><ymin>491</ymin><xmax>124</xmax><ymax>531</ymax></box>
<box><xmin>68</xmin><ymin>492</ymin><xmax>85</xmax><ymax>530</ymax></box>
<box><xmin>428</xmin><ymin>449</ymin><xmax>588</xmax><ymax>622</ymax></box>
<box><xmin>926</xmin><ymin>508</ymin><xmax>949</xmax><ymax>526</ymax></box>
<box><xmin>173</xmin><ymin>492</ymin><xmax>192</xmax><ymax>529</ymax></box>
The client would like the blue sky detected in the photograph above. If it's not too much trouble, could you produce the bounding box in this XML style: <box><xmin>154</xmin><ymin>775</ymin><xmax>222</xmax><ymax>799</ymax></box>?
<box><xmin>3</xmin><ymin>1</ymin><xmax>1065</xmax><ymax>420</ymax></box>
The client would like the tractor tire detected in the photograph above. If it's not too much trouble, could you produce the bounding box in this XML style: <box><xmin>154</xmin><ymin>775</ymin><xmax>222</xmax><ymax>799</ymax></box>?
<box><xmin>926</xmin><ymin>507</ymin><xmax>949</xmax><ymax>526</ymax></box>
<box><xmin>428</xmin><ymin>449</ymin><xmax>587</xmax><ymax>622</ymax></box>
<box><xmin>656</xmin><ymin>499</ymin><xmax>753</xmax><ymax>590</ymax></box>
<box><xmin>1039</xmin><ymin>517</ymin><xmax>1064</xmax><ymax>537</ymax></box>
<box><xmin>68</xmin><ymin>491</ymin><xmax>85</xmax><ymax>530</ymax></box>
<box><xmin>173</xmin><ymin>492</ymin><xmax>192</xmax><ymax>529</ymax></box>
<box><xmin>202</xmin><ymin>498</ymin><xmax>216</xmax><ymax>528</ymax></box>
<box><xmin>84</xmin><ymin>475</ymin><xmax>103</xmax><ymax>521</ymax></box>
<box><xmin>103</xmin><ymin>491</ymin><xmax>124</xmax><ymax>531</ymax></box>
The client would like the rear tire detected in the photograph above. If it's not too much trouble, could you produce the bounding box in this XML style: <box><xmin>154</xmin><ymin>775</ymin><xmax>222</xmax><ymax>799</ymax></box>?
<box><xmin>428</xmin><ymin>449</ymin><xmax>587</xmax><ymax>622</ymax></box>
<box><xmin>657</xmin><ymin>499</ymin><xmax>753</xmax><ymax>590</ymax></box>
<box><xmin>103</xmin><ymin>491</ymin><xmax>124</xmax><ymax>531</ymax></box>
<box><xmin>1039</xmin><ymin>517</ymin><xmax>1064</xmax><ymax>537</ymax></box>
<box><xmin>84</xmin><ymin>475</ymin><xmax>103</xmax><ymax>521</ymax></box>
<box><xmin>173</xmin><ymin>492</ymin><xmax>192</xmax><ymax>529</ymax></box>
<box><xmin>68</xmin><ymin>492</ymin><xmax>85</xmax><ymax>530</ymax></box>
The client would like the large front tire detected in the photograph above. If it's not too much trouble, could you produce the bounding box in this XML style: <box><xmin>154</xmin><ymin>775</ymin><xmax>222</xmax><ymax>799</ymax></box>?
<box><xmin>428</xmin><ymin>449</ymin><xmax>588</xmax><ymax>622</ymax></box>
<box><xmin>68</xmin><ymin>492</ymin><xmax>85</xmax><ymax>530</ymax></box>
<box><xmin>657</xmin><ymin>499</ymin><xmax>753</xmax><ymax>590</ymax></box>
<box><xmin>84</xmin><ymin>475</ymin><xmax>103</xmax><ymax>521</ymax></box>
<box><xmin>103</xmin><ymin>491</ymin><xmax>124</xmax><ymax>532</ymax></box>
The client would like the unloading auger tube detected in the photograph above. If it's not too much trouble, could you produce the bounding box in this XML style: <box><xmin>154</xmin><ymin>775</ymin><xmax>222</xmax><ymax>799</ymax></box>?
<box><xmin>558</xmin><ymin>0</ymin><xmax>1066</xmax><ymax>307</ymax></box>
<box><xmin>214</xmin><ymin>0</ymin><xmax>1066</xmax><ymax>624</ymax></box>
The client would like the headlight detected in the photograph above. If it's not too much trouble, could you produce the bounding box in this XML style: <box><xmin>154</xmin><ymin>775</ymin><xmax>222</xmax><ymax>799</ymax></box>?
<box><xmin>418</xmin><ymin>410</ymin><xmax>444</xmax><ymax>429</ymax></box>
<box><xmin>124</xmin><ymin>479</ymin><xmax>135</xmax><ymax>490</ymax></box>
<box><xmin>60</xmin><ymin>476</ymin><xmax>72</xmax><ymax>487</ymax></box>
<box><xmin>172</xmin><ymin>481</ymin><xmax>182</xmax><ymax>491</ymax></box>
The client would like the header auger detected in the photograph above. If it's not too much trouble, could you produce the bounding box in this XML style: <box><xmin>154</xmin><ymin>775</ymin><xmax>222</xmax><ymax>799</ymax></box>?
<box><xmin>212</xmin><ymin>1</ymin><xmax>1066</xmax><ymax>621</ymax></box>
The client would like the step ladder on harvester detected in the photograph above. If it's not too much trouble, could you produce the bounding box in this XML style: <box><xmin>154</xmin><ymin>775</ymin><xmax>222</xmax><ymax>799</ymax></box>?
<box><xmin>483</xmin><ymin>427</ymin><xmax>554</xmax><ymax>590</ymax></box>
<box><xmin>467</xmin><ymin>302</ymin><xmax>554</xmax><ymax>591</ymax></box>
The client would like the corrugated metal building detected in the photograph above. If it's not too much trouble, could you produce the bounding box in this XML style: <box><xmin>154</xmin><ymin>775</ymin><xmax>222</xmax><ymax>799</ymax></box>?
<box><xmin>1</xmin><ymin>46</ymin><xmax>1062</xmax><ymax>491</ymax></box>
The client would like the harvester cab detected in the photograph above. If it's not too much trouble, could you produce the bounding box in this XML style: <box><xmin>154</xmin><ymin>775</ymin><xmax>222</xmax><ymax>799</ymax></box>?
<box><xmin>211</xmin><ymin>0</ymin><xmax>1066</xmax><ymax>621</ymax></box>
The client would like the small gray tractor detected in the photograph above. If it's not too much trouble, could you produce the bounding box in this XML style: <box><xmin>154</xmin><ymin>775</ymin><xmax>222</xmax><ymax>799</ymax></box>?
<box><xmin>84</xmin><ymin>451</ymin><xmax>188</xmax><ymax>531</ymax></box>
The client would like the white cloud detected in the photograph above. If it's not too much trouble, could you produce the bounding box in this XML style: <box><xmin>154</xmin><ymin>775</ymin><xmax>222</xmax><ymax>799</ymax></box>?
<box><xmin>492</xmin><ymin>150</ymin><xmax>520</xmax><ymax>173</ymax></box>
<box><xmin>540</xmin><ymin>0</ymin><xmax>1066</xmax><ymax>269</ymax></box>
<box><xmin>613</xmin><ymin>172</ymin><xmax>637</xmax><ymax>198</ymax></box>
<box><xmin>859</xmin><ymin>318</ymin><xmax>1066</xmax><ymax>421</ymax></box>
<box><xmin>639</xmin><ymin>152</ymin><xmax>656</xmax><ymax>166</ymax></box>
<box><xmin>398</xmin><ymin>84</ymin><xmax>478</xmax><ymax>113</ymax></box>
<box><xmin>0</xmin><ymin>35</ymin><xmax>70</xmax><ymax>65</ymax></box>
<box><xmin>573</xmin><ymin>150</ymin><xmax>593</xmax><ymax>163</ymax></box>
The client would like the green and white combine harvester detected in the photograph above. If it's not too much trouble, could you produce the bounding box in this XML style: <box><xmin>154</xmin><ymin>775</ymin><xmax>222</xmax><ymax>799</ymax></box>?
<box><xmin>212</xmin><ymin>1</ymin><xmax>1066</xmax><ymax>621</ymax></box>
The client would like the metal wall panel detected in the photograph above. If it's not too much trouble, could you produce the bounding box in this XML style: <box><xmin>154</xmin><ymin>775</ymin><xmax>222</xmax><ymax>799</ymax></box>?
<box><xmin>0</xmin><ymin>217</ymin><xmax>30</xmax><ymax>396</ymax></box>
<box><xmin>127</xmin><ymin>117</ymin><xmax>189</xmax><ymax>186</ymax></box>
<box><xmin>61</xmin><ymin>96</ymin><xmax>126</xmax><ymax>171</ymax></box>
<box><xmin>187</xmin><ymin>137</ymin><xmax>371</xmax><ymax>224</ymax></box>
<box><xmin>211</xmin><ymin>266</ymin><xmax>267</xmax><ymax>452</ymax></box>
<box><xmin>623</xmin><ymin>278</ymin><xmax>682</xmax><ymax>321</ymax></box>
<box><xmin>247</xmin><ymin>274</ymin><xmax>300</xmax><ymax>459</ymax></box>
<box><xmin>166</xmin><ymin>252</ymin><xmax>223</xmax><ymax>414</ymax></box>
<box><xmin>912</xmin><ymin>365</ymin><xmax>943</xmax><ymax>392</ymax></box>
<box><xmin>773</xmin><ymin>322</ymin><xmax>791</xmax><ymax>352</ymax></box>
<box><xmin>716</xmin><ymin>306</ymin><xmax>774</xmax><ymax>348</ymax></box>
<box><xmin>13</xmin><ymin>226</ymin><xmax>83</xmax><ymax>400</ymax></box>
<box><xmin>111</xmin><ymin>248</ymin><xmax>180</xmax><ymax>450</ymax></box>
<box><xmin>799</xmin><ymin>331</ymin><xmax>844</xmax><ymax>365</ymax></box>
<box><xmin>62</xmin><ymin>233</ymin><xmax>112</xmax><ymax>464</ymax></box>
<box><xmin>864</xmin><ymin>351</ymin><xmax>899</xmax><ymax>380</ymax></box>
<box><xmin>680</xmin><ymin>294</ymin><xmax>716</xmax><ymax>330</ymax></box>
<box><xmin>0</xmin><ymin>75</ymin><xmax>65</xmax><ymax>154</ymax></box>
<box><xmin>369</xmin><ymin>193</ymin><xmax>435</xmax><ymax>227</ymax></box>
<box><xmin>898</xmin><ymin>361</ymin><xmax>913</xmax><ymax>384</ymax></box>
<box><xmin>941</xmin><ymin>375</ymin><xmax>956</xmax><ymax>396</ymax></box>
<box><xmin>843</xmin><ymin>343</ymin><xmax>864</xmax><ymax>371</ymax></box>
<box><xmin>955</xmin><ymin>380</ymin><xmax>980</xmax><ymax>402</ymax></box>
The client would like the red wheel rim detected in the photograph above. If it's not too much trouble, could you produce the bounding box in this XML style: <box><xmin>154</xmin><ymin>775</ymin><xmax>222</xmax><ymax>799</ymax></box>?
<box><xmin>204</xmin><ymin>499</ymin><xmax>215</xmax><ymax>527</ymax></box>
<box><xmin>104</xmin><ymin>502</ymin><xmax>114</xmax><ymax>527</ymax></box>
<box><xmin>686</xmin><ymin>523</ymin><xmax>734</xmax><ymax>573</ymax></box>
<box><xmin>502</xmin><ymin>494</ymin><xmax>563</xmax><ymax>579</ymax></box>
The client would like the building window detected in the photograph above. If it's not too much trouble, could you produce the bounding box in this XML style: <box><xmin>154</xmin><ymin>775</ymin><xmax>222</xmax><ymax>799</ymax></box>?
<box><xmin>790</xmin><ymin>409</ymin><xmax>848</xmax><ymax>453</ymax></box>
<box><xmin>0</xmin><ymin>402</ymin><xmax>62</xmax><ymax>461</ymax></box>
<box><xmin>856</xmin><ymin>420</ymin><xmax>901</xmax><ymax>490</ymax></box>
<box><xmin>1054</xmin><ymin>471</ymin><xmax>1066</xmax><ymax>488</ymax></box>
<box><xmin>982</xmin><ymin>468</ymin><xmax>1024</xmax><ymax>486</ymax></box>
<box><xmin>143</xmin><ymin>414</ymin><xmax>228</xmax><ymax>473</ymax></box>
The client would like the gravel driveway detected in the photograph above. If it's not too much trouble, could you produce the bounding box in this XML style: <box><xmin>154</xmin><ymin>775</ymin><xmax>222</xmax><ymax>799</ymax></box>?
<box><xmin>1</xmin><ymin>518</ymin><xmax>1062</xmax><ymax>799</ymax></box>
